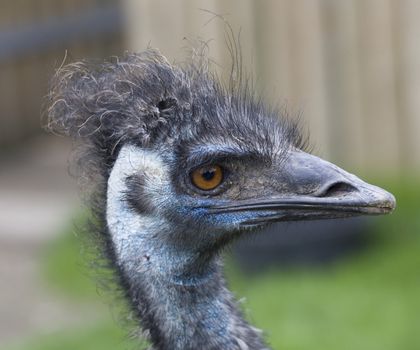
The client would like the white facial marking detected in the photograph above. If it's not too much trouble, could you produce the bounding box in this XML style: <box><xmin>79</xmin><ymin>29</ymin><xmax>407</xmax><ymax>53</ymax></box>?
<box><xmin>106</xmin><ymin>145</ymin><xmax>168</xmax><ymax>265</ymax></box>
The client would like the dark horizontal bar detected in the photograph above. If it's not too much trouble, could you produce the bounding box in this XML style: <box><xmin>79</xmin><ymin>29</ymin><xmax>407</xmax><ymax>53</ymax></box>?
<box><xmin>0</xmin><ymin>5</ymin><xmax>123</xmax><ymax>61</ymax></box>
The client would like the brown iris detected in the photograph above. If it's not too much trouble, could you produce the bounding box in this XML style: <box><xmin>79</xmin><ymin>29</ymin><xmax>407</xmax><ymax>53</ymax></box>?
<box><xmin>191</xmin><ymin>165</ymin><xmax>224</xmax><ymax>191</ymax></box>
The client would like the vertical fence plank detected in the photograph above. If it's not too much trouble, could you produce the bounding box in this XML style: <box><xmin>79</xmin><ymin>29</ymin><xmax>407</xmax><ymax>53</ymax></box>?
<box><xmin>0</xmin><ymin>1</ymin><xmax>12</xmax><ymax>28</ymax></box>
<box><xmin>288</xmin><ymin>0</ymin><xmax>330</xmax><ymax>158</ymax></box>
<box><xmin>123</xmin><ymin>0</ymin><xmax>187</xmax><ymax>62</ymax></box>
<box><xmin>214</xmin><ymin>0</ymin><xmax>258</xmax><ymax>82</ymax></box>
<box><xmin>254</xmin><ymin>0</ymin><xmax>293</xmax><ymax>106</ymax></box>
<box><xmin>321</xmin><ymin>0</ymin><xmax>366</xmax><ymax>170</ymax></box>
<box><xmin>0</xmin><ymin>63</ymin><xmax>20</xmax><ymax>144</ymax></box>
<box><xmin>392</xmin><ymin>0</ymin><xmax>420</xmax><ymax>170</ymax></box>
<box><xmin>356</xmin><ymin>0</ymin><xmax>400</xmax><ymax>172</ymax></box>
<box><xmin>182</xmin><ymin>0</ymin><xmax>225</xmax><ymax>71</ymax></box>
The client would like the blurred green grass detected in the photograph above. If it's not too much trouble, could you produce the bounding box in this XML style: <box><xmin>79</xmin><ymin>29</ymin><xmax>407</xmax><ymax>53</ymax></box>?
<box><xmin>6</xmin><ymin>323</ymin><xmax>138</xmax><ymax>350</ymax></box>
<box><xmin>7</xmin><ymin>179</ymin><xmax>420</xmax><ymax>350</ymax></box>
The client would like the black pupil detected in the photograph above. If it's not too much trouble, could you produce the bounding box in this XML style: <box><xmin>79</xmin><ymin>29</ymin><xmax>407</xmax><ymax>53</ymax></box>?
<box><xmin>201</xmin><ymin>168</ymin><xmax>215</xmax><ymax>181</ymax></box>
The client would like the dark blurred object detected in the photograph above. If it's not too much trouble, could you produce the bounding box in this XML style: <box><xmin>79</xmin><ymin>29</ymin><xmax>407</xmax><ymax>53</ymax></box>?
<box><xmin>234</xmin><ymin>217</ymin><xmax>371</xmax><ymax>270</ymax></box>
<box><xmin>0</xmin><ymin>0</ymin><xmax>124</xmax><ymax>150</ymax></box>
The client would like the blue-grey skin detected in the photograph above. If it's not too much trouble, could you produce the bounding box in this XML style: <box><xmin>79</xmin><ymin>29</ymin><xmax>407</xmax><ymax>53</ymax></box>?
<box><xmin>47</xmin><ymin>50</ymin><xmax>396</xmax><ymax>350</ymax></box>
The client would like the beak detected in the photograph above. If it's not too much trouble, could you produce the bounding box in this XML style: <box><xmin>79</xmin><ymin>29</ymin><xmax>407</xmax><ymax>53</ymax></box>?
<box><xmin>209</xmin><ymin>151</ymin><xmax>396</xmax><ymax>226</ymax></box>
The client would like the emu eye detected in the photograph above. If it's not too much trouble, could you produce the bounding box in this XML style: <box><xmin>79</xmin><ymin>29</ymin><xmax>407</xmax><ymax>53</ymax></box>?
<box><xmin>191</xmin><ymin>165</ymin><xmax>224</xmax><ymax>191</ymax></box>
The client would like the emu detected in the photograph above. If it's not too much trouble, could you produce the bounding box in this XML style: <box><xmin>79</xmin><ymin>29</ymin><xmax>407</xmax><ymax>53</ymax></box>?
<box><xmin>47</xmin><ymin>49</ymin><xmax>395</xmax><ymax>350</ymax></box>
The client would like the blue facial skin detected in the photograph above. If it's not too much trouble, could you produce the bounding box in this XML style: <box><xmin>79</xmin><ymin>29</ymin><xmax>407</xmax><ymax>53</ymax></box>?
<box><xmin>169</xmin><ymin>196</ymin><xmax>259</xmax><ymax>229</ymax></box>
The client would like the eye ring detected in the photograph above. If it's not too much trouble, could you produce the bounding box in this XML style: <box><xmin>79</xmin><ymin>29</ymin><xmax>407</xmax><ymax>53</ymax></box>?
<box><xmin>190</xmin><ymin>164</ymin><xmax>224</xmax><ymax>191</ymax></box>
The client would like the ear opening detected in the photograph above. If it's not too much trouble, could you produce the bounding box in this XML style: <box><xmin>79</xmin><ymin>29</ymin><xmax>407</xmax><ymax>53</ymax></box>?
<box><xmin>157</xmin><ymin>97</ymin><xmax>178</xmax><ymax>115</ymax></box>
<box><xmin>157</xmin><ymin>97</ymin><xmax>177</xmax><ymax>110</ymax></box>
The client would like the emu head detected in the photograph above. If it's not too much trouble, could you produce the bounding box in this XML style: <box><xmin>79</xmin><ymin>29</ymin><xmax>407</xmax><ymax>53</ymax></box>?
<box><xmin>48</xmin><ymin>50</ymin><xmax>395</xmax><ymax>273</ymax></box>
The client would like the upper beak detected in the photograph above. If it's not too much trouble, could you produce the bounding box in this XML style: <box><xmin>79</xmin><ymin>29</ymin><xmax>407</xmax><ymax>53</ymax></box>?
<box><xmin>209</xmin><ymin>151</ymin><xmax>396</xmax><ymax>226</ymax></box>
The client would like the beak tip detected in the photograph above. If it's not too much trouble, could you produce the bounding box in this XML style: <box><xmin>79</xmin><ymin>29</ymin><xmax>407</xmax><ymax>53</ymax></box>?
<box><xmin>384</xmin><ymin>191</ymin><xmax>397</xmax><ymax>212</ymax></box>
<box><xmin>370</xmin><ymin>187</ymin><xmax>396</xmax><ymax>214</ymax></box>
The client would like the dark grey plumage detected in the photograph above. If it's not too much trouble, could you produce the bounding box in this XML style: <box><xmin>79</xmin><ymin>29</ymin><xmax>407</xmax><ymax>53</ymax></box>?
<box><xmin>47</xmin><ymin>49</ymin><xmax>395</xmax><ymax>350</ymax></box>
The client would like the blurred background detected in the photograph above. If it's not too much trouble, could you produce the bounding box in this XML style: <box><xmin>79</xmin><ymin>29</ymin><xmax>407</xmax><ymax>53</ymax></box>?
<box><xmin>0</xmin><ymin>1</ymin><xmax>419</xmax><ymax>349</ymax></box>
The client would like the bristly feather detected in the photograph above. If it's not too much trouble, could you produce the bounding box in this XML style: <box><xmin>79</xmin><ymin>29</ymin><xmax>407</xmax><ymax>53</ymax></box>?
<box><xmin>46</xmin><ymin>48</ymin><xmax>309</xmax><ymax>178</ymax></box>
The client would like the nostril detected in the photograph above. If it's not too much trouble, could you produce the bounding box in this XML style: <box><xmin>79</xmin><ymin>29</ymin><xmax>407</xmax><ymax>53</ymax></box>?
<box><xmin>319</xmin><ymin>181</ymin><xmax>358</xmax><ymax>198</ymax></box>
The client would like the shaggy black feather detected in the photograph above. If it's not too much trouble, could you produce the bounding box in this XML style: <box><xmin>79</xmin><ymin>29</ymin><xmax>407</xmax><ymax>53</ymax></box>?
<box><xmin>46</xmin><ymin>48</ymin><xmax>308</xmax><ymax>350</ymax></box>
<box><xmin>47</xmin><ymin>49</ymin><xmax>307</xmax><ymax>174</ymax></box>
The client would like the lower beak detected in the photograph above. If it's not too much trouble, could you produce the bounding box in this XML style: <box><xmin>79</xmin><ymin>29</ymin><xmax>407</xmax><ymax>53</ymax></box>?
<box><xmin>209</xmin><ymin>151</ymin><xmax>396</xmax><ymax>226</ymax></box>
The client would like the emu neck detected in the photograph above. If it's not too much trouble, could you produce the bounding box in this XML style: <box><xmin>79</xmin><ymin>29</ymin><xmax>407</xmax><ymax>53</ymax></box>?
<box><xmin>107</xmin><ymin>214</ymin><xmax>267</xmax><ymax>349</ymax></box>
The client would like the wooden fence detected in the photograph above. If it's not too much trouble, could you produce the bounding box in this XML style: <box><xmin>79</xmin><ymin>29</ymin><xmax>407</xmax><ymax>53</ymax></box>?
<box><xmin>0</xmin><ymin>0</ymin><xmax>125</xmax><ymax>148</ymax></box>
